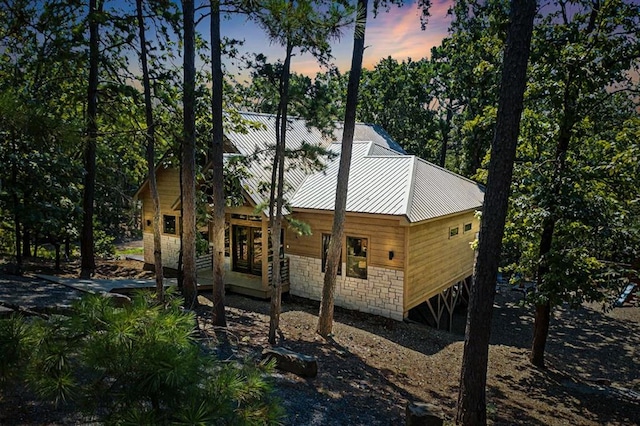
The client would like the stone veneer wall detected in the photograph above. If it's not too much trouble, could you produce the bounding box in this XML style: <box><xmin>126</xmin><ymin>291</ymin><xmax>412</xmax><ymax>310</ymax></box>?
<box><xmin>143</xmin><ymin>232</ymin><xmax>181</xmax><ymax>269</ymax></box>
<box><xmin>288</xmin><ymin>255</ymin><xmax>404</xmax><ymax>321</ymax></box>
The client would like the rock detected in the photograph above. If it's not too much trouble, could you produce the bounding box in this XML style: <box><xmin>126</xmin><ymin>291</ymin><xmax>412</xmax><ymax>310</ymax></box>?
<box><xmin>261</xmin><ymin>347</ymin><xmax>318</xmax><ymax>378</ymax></box>
<box><xmin>102</xmin><ymin>292</ymin><xmax>132</xmax><ymax>308</ymax></box>
<box><xmin>405</xmin><ymin>402</ymin><xmax>443</xmax><ymax>426</ymax></box>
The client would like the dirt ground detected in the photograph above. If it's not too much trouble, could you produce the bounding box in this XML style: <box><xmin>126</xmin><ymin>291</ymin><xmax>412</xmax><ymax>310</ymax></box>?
<box><xmin>1</xmin><ymin>256</ymin><xmax>638</xmax><ymax>425</ymax></box>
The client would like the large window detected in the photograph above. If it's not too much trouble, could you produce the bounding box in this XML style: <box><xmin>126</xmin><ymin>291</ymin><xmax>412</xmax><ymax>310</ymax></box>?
<box><xmin>322</xmin><ymin>234</ymin><xmax>341</xmax><ymax>275</ymax></box>
<box><xmin>346</xmin><ymin>236</ymin><xmax>367</xmax><ymax>279</ymax></box>
<box><xmin>163</xmin><ymin>215</ymin><xmax>177</xmax><ymax>235</ymax></box>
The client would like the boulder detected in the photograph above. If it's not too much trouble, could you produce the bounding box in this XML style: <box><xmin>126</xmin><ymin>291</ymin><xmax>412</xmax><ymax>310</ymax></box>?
<box><xmin>405</xmin><ymin>402</ymin><xmax>443</xmax><ymax>426</ymax></box>
<box><xmin>261</xmin><ymin>347</ymin><xmax>318</xmax><ymax>378</ymax></box>
<box><xmin>102</xmin><ymin>292</ymin><xmax>132</xmax><ymax>308</ymax></box>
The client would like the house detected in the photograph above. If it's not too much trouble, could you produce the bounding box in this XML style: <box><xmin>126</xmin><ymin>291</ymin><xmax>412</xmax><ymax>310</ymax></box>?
<box><xmin>134</xmin><ymin>112</ymin><xmax>484</xmax><ymax>326</ymax></box>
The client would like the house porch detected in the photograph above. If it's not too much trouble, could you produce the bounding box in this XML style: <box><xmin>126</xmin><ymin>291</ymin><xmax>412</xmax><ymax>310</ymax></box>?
<box><xmin>196</xmin><ymin>256</ymin><xmax>290</xmax><ymax>299</ymax></box>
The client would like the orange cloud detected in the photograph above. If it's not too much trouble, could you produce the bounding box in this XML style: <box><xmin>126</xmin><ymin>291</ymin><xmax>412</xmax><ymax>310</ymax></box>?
<box><xmin>288</xmin><ymin>0</ymin><xmax>452</xmax><ymax>75</ymax></box>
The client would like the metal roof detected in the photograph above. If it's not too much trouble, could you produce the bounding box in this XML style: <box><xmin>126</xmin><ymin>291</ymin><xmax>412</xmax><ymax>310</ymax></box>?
<box><xmin>226</xmin><ymin>112</ymin><xmax>406</xmax><ymax>214</ymax></box>
<box><xmin>290</xmin><ymin>141</ymin><xmax>485</xmax><ymax>223</ymax></box>
<box><xmin>222</xmin><ymin>112</ymin><xmax>483</xmax><ymax>223</ymax></box>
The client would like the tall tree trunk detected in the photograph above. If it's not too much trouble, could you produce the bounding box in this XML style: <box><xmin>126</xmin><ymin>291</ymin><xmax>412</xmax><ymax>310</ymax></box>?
<box><xmin>455</xmin><ymin>1</ymin><xmax>536</xmax><ymax>424</ymax></box>
<box><xmin>438</xmin><ymin>107</ymin><xmax>452</xmax><ymax>168</ymax></box>
<box><xmin>54</xmin><ymin>242</ymin><xmax>61</xmax><ymax>271</ymax></box>
<box><xmin>210</xmin><ymin>0</ymin><xmax>227</xmax><ymax>326</ymax></box>
<box><xmin>81</xmin><ymin>0</ymin><xmax>100</xmax><ymax>278</ymax></box>
<box><xmin>529</xmin><ymin>80</ymin><xmax>576</xmax><ymax>367</ymax></box>
<box><xmin>181</xmin><ymin>0</ymin><xmax>198</xmax><ymax>308</ymax></box>
<box><xmin>530</xmin><ymin>300</ymin><xmax>551</xmax><ymax>366</ymax></box>
<box><xmin>11</xmin><ymin>142</ymin><xmax>22</xmax><ymax>270</ymax></box>
<box><xmin>136</xmin><ymin>0</ymin><xmax>164</xmax><ymax>299</ymax></box>
<box><xmin>268</xmin><ymin>42</ymin><xmax>293</xmax><ymax>345</ymax></box>
<box><xmin>64</xmin><ymin>237</ymin><xmax>70</xmax><ymax>261</ymax></box>
<box><xmin>316</xmin><ymin>0</ymin><xmax>368</xmax><ymax>338</ymax></box>
<box><xmin>22</xmin><ymin>229</ymin><xmax>31</xmax><ymax>258</ymax></box>
<box><xmin>13</xmin><ymin>206</ymin><xmax>21</xmax><ymax>269</ymax></box>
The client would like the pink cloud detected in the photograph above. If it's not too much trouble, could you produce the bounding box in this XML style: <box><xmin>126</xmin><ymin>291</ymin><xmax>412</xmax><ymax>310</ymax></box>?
<box><xmin>227</xmin><ymin>1</ymin><xmax>453</xmax><ymax>77</ymax></box>
<box><xmin>363</xmin><ymin>0</ymin><xmax>452</xmax><ymax>68</ymax></box>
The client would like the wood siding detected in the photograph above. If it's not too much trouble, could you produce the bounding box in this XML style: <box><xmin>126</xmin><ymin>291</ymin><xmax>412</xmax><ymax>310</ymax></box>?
<box><xmin>140</xmin><ymin>167</ymin><xmax>182</xmax><ymax>236</ymax></box>
<box><xmin>405</xmin><ymin>211</ymin><xmax>479</xmax><ymax>312</ymax></box>
<box><xmin>287</xmin><ymin>211</ymin><xmax>405</xmax><ymax>271</ymax></box>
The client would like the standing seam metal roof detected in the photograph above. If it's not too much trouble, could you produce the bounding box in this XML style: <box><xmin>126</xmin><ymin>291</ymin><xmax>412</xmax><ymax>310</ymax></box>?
<box><xmin>225</xmin><ymin>112</ymin><xmax>484</xmax><ymax>222</ymax></box>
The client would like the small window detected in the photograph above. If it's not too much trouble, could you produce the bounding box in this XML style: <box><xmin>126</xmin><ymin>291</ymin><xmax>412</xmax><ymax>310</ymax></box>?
<box><xmin>346</xmin><ymin>236</ymin><xmax>367</xmax><ymax>279</ymax></box>
<box><xmin>464</xmin><ymin>223</ymin><xmax>472</xmax><ymax>233</ymax></box>
<box><xmin>163</xmin><ymin>215</ymin><xmax>177</xmax><ymax>235</ymax></box>
<box><xmin>449</xmin><ymin>226</ymin><xmax>459</xmax><ymax>238</ymax></box>
<box><xmin>322</xmin><ymin>234</ymin><xmax>341</xmax><ymax>275</ymax></box>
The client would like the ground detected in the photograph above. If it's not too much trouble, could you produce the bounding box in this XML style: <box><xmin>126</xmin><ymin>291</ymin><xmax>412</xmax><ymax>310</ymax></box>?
<box><xmin>1</xmin><ymin>255</ymin><xmax>638</xmax><ymax>425</ymax></box>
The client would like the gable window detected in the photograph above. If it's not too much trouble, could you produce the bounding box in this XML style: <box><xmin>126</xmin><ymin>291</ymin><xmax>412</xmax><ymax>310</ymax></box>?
<box><xmin>346</xmin><ymin>236</ymin><xmax>367</xmax><ymax>279</ymax></box>
<box><xmin>464</xmin><ymin>223</ymin><xmax>472</xmax><ymax>233</ymax></box>
<box><xmin>322</xmin><ymin>234</ymin><xmax>341</xmax><ymax>275</ymax></box>
<box><xmin>449</xmin><ymin>226</ymin><xmax>459</xmax><ymax>238</ymax></box>
<box><xmin>163</xmin><ymin>215</ymin><xmax>177</xmax><ymax>235</ymax></box>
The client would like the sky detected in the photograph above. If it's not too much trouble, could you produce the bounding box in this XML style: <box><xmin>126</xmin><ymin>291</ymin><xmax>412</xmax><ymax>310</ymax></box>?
<box><xmin>220</xmin><ymin>0</ymin><xmax>454</xmax><ymax>80</ymax></box>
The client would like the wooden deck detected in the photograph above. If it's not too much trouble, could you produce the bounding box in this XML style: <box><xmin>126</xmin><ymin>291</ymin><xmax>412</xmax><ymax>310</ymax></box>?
<box><xmin>196</xmin><ymin>258</ymin><xmax>290</xmax><ymax>299</ymax></box>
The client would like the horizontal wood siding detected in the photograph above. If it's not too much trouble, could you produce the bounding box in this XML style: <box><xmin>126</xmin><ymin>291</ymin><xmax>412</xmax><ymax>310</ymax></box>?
<box><xmin>141</xmin><ymin>167</ymin><xmax>182</xmax><ymax>235</ymax></box>
<box><xmin>405</xmin><ymin>211</ymin><xmax>479</xmax><ymax>311</ymax></box>
<box><xmin>287</xmin><ymin>211</ymin><xmax>405</xmax><ymax>271</ymax></box>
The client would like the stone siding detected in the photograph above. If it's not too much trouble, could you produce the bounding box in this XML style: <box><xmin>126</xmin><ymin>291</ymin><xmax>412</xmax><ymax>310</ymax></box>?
<box><xmin>143</xmin><ymin>232</ymin><xmax>182</xmax><ymax>269</ymax></box>
<box><xmin>289</xmin><ymin>255</ymin><xmax>404</xmax><ymax>321</ymax></box>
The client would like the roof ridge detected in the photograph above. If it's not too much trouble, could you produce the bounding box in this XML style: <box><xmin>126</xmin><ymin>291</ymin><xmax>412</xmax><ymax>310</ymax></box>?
<box><xmin>413</xmin><ymin>156</ymin><xmax>484</xmax><ymax>187</ymax></box>
<box><xmin>403</xmin><ymin>156</ymin><xmax>418</xmax><ymax>220</ymax></box>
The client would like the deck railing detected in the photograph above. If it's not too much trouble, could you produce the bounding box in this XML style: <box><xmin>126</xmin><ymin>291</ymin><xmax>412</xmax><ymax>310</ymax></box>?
<box><xmin>196</xmin><ymin>253</ymin><xmax>213</xmax><ymax>270</ymax></box>
<box><xmin>267</xmin><ymin>257</ymin><xmax>290</xmax><ymax>286</ymax></box>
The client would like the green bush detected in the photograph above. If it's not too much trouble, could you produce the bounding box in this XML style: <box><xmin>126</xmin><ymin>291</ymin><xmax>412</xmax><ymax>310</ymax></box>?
<box><xmin>94</xmin><ymin>228</ymin><xmax>116</xmax><ymax>259</ymax></box>
<box><xmin>0</xmin><ymin>291</ymin><xmax>283</xmax><ymax>424</ymax></box>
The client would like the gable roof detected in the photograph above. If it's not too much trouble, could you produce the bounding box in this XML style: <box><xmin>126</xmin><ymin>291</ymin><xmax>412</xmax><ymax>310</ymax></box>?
<box><xmin>290</xmin><ymin>141</ymin><xmax>485</xmax><ymax>223</ymax></box>
<box><xmin>227</xmin><ymin>112</ymin><xmax>407</xmax><ymax>214</ymax></box>
<box><xmin>134</xmin><ymin>112</ymin><xmax>484</xmax><ymax>223</ymax></box>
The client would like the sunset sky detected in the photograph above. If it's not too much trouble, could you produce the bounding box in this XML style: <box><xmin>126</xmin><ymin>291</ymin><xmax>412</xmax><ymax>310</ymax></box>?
<box><xmin>220</xmin><ymin>0</ymin><xmax>454</xmax><ymax>80</ymax></box>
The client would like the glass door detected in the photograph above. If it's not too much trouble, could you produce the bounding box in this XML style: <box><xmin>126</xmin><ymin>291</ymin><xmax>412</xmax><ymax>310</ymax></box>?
<box><xmin>232</xmin><ymin>225</ymin><xmax>262</xmax><ymax>276</ymax></box>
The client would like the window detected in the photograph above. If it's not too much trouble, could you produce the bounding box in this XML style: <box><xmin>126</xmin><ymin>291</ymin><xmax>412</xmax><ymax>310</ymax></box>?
<box><xmin>464</xmin><ymin>223</ymin><xmax>472</xmax><ymax>233</ymax></box>
<box><xmin>163</xmin><ymin>215</ymin><xmax>176</xmax><ymax>235</ymax></box>
<box><xmin>322</xmin><ymin>234</ymin><xmax>341</xmax><ymax>275</ymax></box>
<box><xmin>231</xmin><ymin>214</ymin><xmax>261</xmax><ymax>222</ymax></box>
<box><xmin>449</xmin><ymin>226</ymin><xmax>459</xmax><ymax>238</ymax></box>
<box><xmin>346</xmin><ymin>236</ymin><xmax>367</xmax><ymax>279</ymax></box>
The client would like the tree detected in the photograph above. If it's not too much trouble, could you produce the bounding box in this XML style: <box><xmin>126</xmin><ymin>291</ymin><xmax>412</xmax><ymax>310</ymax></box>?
<box><xmin>455</xmin><ymin>1</ymin><xmax>536</xmax><ymax>425</ymax></box>
<box><xmin>179</xmin><ymin>0</ymin><xmax>199</xmax><ymax>308</ymax></box>
<box><xmin>357</xmin><ymin>57</ymin><xmax>439</xmax><ymax>160</ymax></box>
<box><xmin>210</xmin><ymin>0</ymin><xmax>227</xmax><ymax>324</ymax></box>
<box><xmin>80</xmin><ymin>0</ymin><xmax>101</xmax><ymax>278</ymax></box>
<box><xmin>316</xmin><ymin>0</ymin><xmax>432</xmax><ymax>337</ymax></box>
<box><xmin>0</xmin><ymin>0</ymin><xmax>86</xmax><ymax>271</ymax></box>
<box><xmin>248</xmin><ymin>0</ymin><xmax>351</xmax><ymax>344</ymax></box>
<box><xmin>431</xmin><ymin>0</ymin><xmax>510</xmax><ymax>177</ymax></box>
<box><xmin>316</xmin><ymin>0</ymin><xmax>368</xmax><ymax>338</ymax></box>
<box><xmin>136</xmin><ymin>0</ymin><xmax>164</xmax><ymax>298</ymax></box>
<box><xmin>503</xmin><ymin>0</ymin><xmax>640</xmax><ymax>367</ymax></box>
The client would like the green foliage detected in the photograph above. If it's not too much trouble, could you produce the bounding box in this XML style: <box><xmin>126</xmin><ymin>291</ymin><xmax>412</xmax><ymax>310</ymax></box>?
<box><xmin>93</xmin><ymin>227</ymin><xmax>116</xmax><ymax>259</ymax></box>
<box><xmin>0</xmin><ymin>315</ymin><xmax>30</xmax><ymax>386</ymax></box>
<box><xmin>357</xmin><ymin>57</ymin><xmax>440</xmax><ymax>160</ymax></box>
<box><xmin>0</xmin><ymin>291</ymin><xmax>282</xmax><ymax>424</ymax></box>
<box><xmin>500</xmin><ymin>0</ymin><xmax>640</xmax><ymax>310</ymax></box>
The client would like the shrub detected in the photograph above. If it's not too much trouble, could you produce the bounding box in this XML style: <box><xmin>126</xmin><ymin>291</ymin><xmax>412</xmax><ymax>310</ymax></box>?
<box><xmin>93</xmin><ymin>228</ymin><xmax>116</xmax><ymax>259</ymax></box>
<box><xmin>0</xmin><ymin>291</ymin><xmax>283</xmax><ymax>424</ymax></box>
